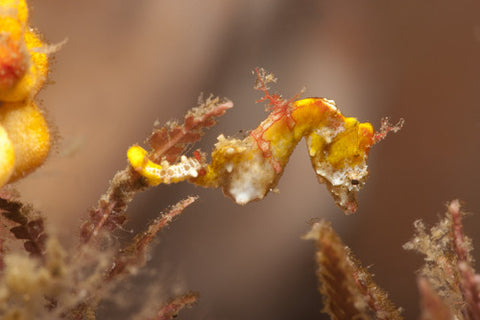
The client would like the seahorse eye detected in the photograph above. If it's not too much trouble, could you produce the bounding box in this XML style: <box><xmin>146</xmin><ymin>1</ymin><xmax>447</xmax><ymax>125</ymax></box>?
<box><xmin>351</xmin><ymin>179</ymin><xmax>359</xmax><ymax>185</ymax></box>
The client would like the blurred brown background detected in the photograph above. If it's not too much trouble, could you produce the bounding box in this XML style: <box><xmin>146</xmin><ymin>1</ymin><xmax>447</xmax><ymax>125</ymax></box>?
<box><xmin>15</xmin><ymin>0</ymin><xmax>480</xmax><ymax>319</ymax></box>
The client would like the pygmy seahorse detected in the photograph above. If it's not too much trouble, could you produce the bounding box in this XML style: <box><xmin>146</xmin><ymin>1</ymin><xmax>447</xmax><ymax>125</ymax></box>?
<box><xmin>127</xmin><ymin>69</ymin><xmax>402</xmax><ymax>213</ymax></box>
<box><xmin>192</xmin><ymin>97</ymin><xmax>375</xmax><ymax>214</ymax></box>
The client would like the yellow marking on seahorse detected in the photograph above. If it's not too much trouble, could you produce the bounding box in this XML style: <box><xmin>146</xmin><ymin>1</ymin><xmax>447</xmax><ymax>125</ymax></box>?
<box><xmin>127</xmin><ymin>145</ymin><xmax>201</xmax><ymax>185</ymax></box>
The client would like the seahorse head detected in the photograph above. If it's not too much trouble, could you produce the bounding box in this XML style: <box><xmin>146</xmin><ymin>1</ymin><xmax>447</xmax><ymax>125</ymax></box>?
<box><xmin>307</xmin><ymin>116</ymin><xmax>375</xmax><ymax>213</ymax></box>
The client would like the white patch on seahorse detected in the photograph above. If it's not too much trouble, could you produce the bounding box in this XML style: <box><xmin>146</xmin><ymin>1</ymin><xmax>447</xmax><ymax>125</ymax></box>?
<box><xmin>145</xmin><ymin>155</ymin><xmax>201</xmax><ymax>183</ymax></box>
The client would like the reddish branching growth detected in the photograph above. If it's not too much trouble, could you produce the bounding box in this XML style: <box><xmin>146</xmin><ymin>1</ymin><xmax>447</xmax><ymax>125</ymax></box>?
<box><xmin>0</xmin><ymin>239</ymin><xmax>3</xmax><ymax>270</ymax></box>
<box><xmin>373</xmin><ymin>117</ymin><xmax>404</xmax><ymax>143</ymax></box>
<box><xmin>405</xmin><ymin>199</ymin><xmax>480</xmax><ymax>320</ymax></box>
<box><xmin>146</xmin><ymin>291</ymin><xmax>199</xmax><ymax>320</ymax></box>
<box><xmin>458</xmin><ymin>261</ymin><xmax>480</xmax><ymax>320</ymax></box>
<box><xmin>81</xmin><ymin>97</ymin><xmax>232</xmax><ymax>244</ymax></box>
<box><xmin>254</xmin><ymin>67</ymin><xmax>283</xmax><ymax>110</ymax></box>
<box><xmin>80</xmin><ymin>167</ymin><xmax>145</xmax><ymax>244</ymax></box>
<box><xmin>304</xmin><ymin>220</ymin><xmax>402</xmax><ymax>320</ymax></box>
<box><xmin>106</xmin><ymin>196</ymin><xmax>197</xmax><ymax>281</ymax></box>
<box><xmin>250</xmin><ymin>67</ymin><xmax>303</xmax><ymax>172</ymax></box>
<box><xmin>0</xmin><ymin>196</ymin><xmax>47</xmax><ymax>258</ymax></box>
<box><xmin>450</xmin><ymin>200</ymin><xmax>472</xmax><ymax>263</ymax></box>
<box><xmin>149</xmin><ymin>95</ymin><xmax>233</xmax><ymax>163</ymax></box>
<box><xmin>10</xmin><ymin>218</ymin><xmax>46</xmax><ymax>257</ymax></box>
<box><xmin>418</xmin><ymin>277</ymin><xmax>451</xmax><ymax>320</ymax></box>
<box><xmin>0</xmin><ymin>196</ymin><xmax>24</xmax><ymax>225</ymax></box>
<box><xmin>450</xmin><ymin>200</ymin><xmax>480</xmax><ymax>320</ymax></box>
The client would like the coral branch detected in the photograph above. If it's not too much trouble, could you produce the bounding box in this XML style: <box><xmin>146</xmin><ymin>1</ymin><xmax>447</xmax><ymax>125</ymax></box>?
<box><xmin>105</xmin><ymin>196</ymin><xmax>197</xmax><ymax>281</ymax></box>
<box><xmin>449</xmin><ymin>200</ymin><xmax>480</xmax><ymax>320</ymax></box>
<box><xmin>417</xmin><ymin>277</ymin><xmax>451</xmax><ymax>320</ymax></box>
<box><xmin>0</xmin><ymin>196</ymin><xmax>47</xmax><ymax>258</ymax></box>
<box><xmin>458</xmin><ymin>261</ymin><xmax>480</xmax><ymax>320</ymax></box>
<box><xmin>149</xmin><ymin>95</ymin><xmax>233</xmax><ymax>163</ymax></box>
<box><xmin>146</xmin><ymin>291</ymin><xmax>199</xmax><ymax>320</ymax></box>
<box><xmin>450</xmin><ymin>199</ymin><xmax>471</xmax><ymax>264</ymax></box>
<box><xmin>0</xmin><ymin>239</ymin><xmax>4</xmax><ymax>270</ymax></box>
<box><xmin>83</xmin><ymin>96</ymin><xmax>231</xmax><ymax>243</ymax></box>
<box><xmin>80</xmin><ymin>166</ymin><xmax>146</xmax><ymax>244</ymax></box>
<box><xmin>304</xmin><ymin>220</ymin><xmax>402</xmax><ymax>320</ymax></box>
<box><xmin>405</xmin><ymin>199</ymin><xmax>480</xmax><ymax>320</ymax></box>
<box><xmin>0</xmin><ymin>196</ymin><xmax>24</xmax><ymax>224</ymax></box>
<box><xmin>10</xmin><ymin>218</ymin><xmax>46</xmax><ymax>256</ymax></box>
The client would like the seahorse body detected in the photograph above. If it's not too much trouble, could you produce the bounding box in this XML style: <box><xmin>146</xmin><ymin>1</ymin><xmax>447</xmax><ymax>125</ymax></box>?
<box><xmin>193</xmin><ymin>97</ymin><xmax>374</xmax><ymax>213</ymax></box>
<box><xmin>127</xmin><ymin>97</ymin><xmax>374</xmax><ymax>213</ymax></box>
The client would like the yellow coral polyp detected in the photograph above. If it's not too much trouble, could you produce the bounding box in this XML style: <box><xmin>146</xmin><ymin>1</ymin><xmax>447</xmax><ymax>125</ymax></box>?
<box><xmin>0</xmin><ymin>0</ymin><xmax>47</xmax><ymax>102</ymax></box>
<box><xmin>0</xmin><ymin>33</ymin><xmax>27</xmax><ymax>90</ymax></box>
<box><xmin>0</xmin><ymin>0</ymin><xmax>28</xmax><ymax>24</ymax></box>
<box><xmin>0</xmin><ymin>125</ymin><xmax>14</xmax><ymax>186</ymax></box>
<box><xmin>0</xmin><ymin>101</ymin><xmax>50</xmax><ymax>182</ymax></box>
<box><xmin>0</xmin><ymin>16</ymin><xmax>23</xmax><ymax>41</ymax></box>
<box><xmin>0</xmin><ymin>0</ymin><xmax>51</xmax><ymax>187</ymax></box>
<box><xmin>0</xmin><ymin>29</ymin><xmax>48</xmax><ymax>102</ymax></box>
